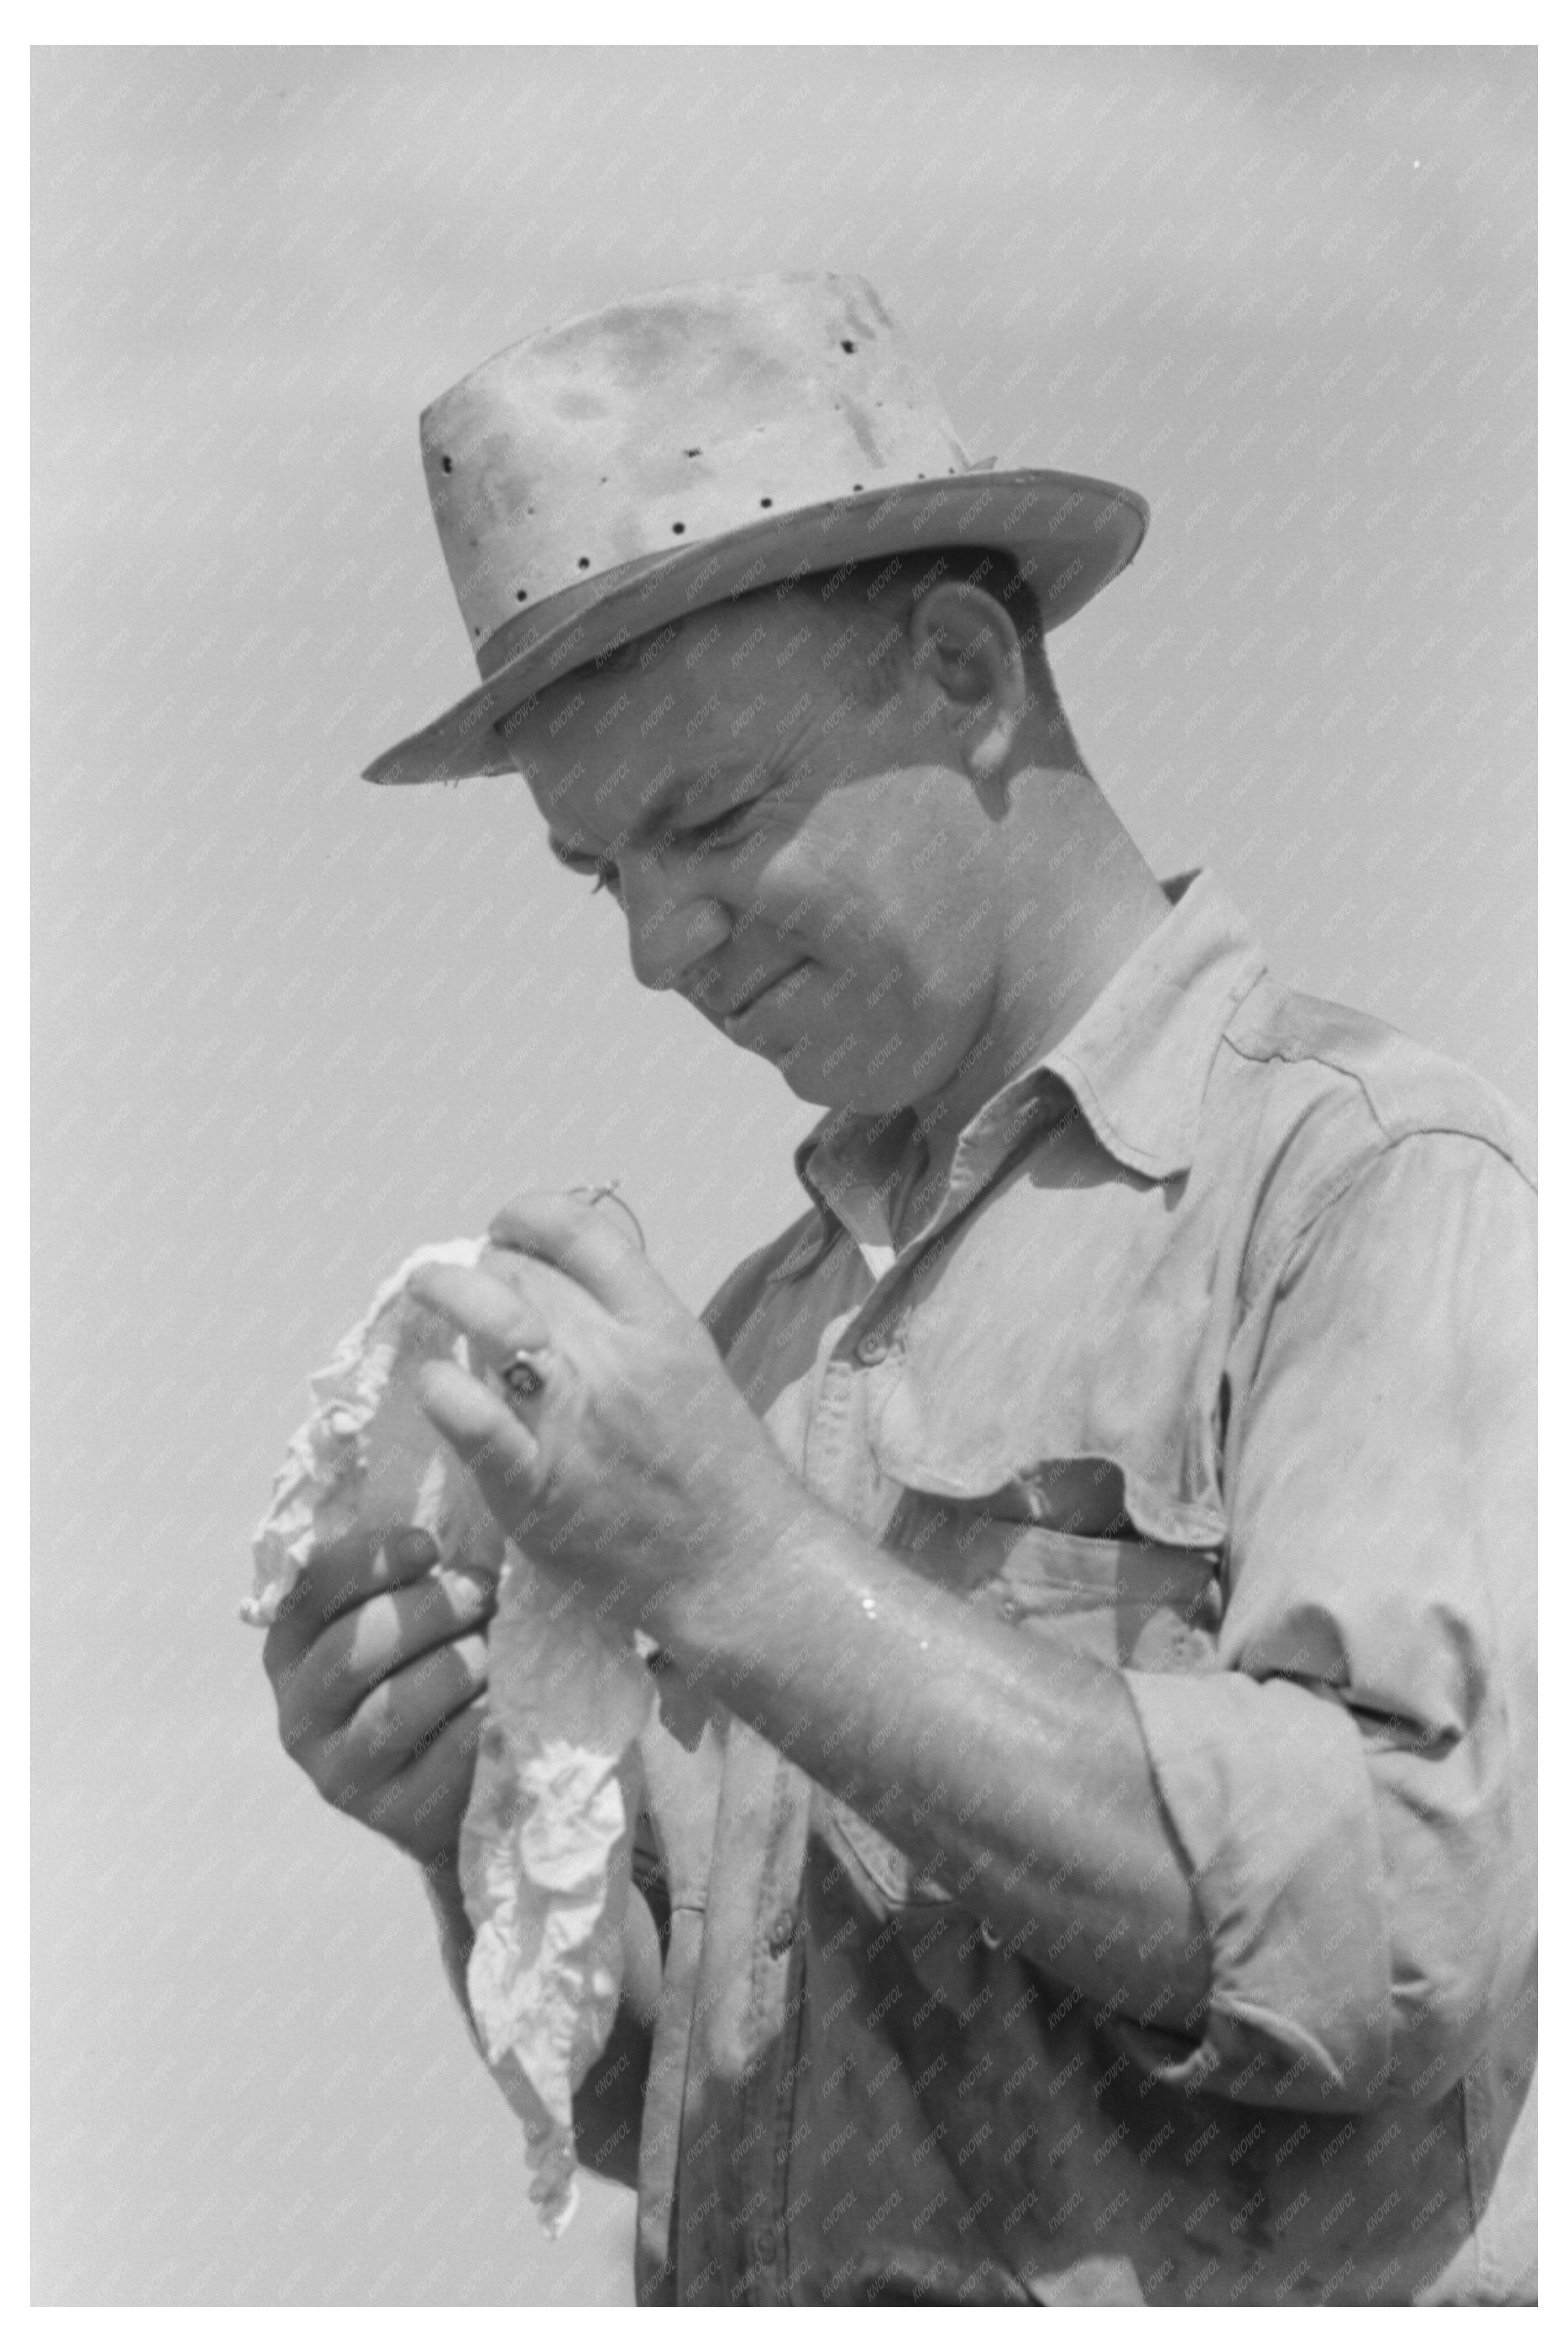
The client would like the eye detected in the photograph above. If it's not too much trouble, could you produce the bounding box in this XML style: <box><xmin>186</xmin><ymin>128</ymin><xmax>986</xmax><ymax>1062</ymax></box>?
<box><xmin>548</xmin><ymin>837</ymin><xmax>596</xmax><ymax>875</ymax></box>
<box><xmin>548</xmin><ymin>837</ymin><xmax>621</xmax><ymax>896</ymax></box>
<box><xmin>691</xmin><ymin>802</ymin><xmax>755</xmax><ymax>852</ymax></box>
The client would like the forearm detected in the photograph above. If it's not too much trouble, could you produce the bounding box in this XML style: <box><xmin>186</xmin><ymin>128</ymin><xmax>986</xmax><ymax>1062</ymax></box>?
<box><xmin>651</xmin><ymin>1481</ymin><xmax>1208</xmax><ymax>2031</ymax></box>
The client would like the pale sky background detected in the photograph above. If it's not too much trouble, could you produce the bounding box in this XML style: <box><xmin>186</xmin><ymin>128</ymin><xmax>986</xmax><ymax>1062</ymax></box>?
<box><xmin>33</xmin><ymin>45</ymin><xmax>1534</xmax><ymax>2305</ymax></box>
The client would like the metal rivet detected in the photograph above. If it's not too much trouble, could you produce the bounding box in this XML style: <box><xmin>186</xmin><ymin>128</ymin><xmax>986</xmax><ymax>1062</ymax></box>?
<box><xmin>855</xmin><ymin>1330</ymin><xmax>888</xmax><ymax>1366</ymax></box>
<box><xmin>767</xmin><ymin>1909</ymin><xmax>795</xmax><ymax>1957</ymax></box>
<box><xmin>755</xmin><ymin>2226</ymin><xmax>777</xmax><ymax>2264</ymax></box>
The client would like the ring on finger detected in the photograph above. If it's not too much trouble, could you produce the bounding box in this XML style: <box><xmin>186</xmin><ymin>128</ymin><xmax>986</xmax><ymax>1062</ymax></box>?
<box><xmin>500</xmin><ymin>1348</ymin><xmax>546</xmax><ymax>1411</ymax></box>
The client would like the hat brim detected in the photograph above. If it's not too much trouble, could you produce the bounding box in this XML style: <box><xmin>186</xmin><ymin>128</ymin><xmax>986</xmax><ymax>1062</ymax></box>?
<box><xmin>363</xmin><ymin>468</ymin><xmax>1149</xmax><ymax>785</ymax></box>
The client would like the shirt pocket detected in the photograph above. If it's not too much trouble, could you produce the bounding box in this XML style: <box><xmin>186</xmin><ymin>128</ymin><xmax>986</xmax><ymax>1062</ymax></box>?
<box><xmin>983</xmin><ymin>1521</ymin><xmax>1222</xmax><ymax>1675</ymax></box>
<box><xmin>885</xmin><ymin>1483</ymin><xmax>1224</xmax><ymax>1676</ymax></box>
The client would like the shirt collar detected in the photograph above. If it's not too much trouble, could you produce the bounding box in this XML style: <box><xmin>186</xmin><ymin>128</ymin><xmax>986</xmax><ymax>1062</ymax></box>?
<box><xmin>790</xmin><ymin>869</ymin><xmax>1267</xmax><ymax>1247</ymax></box>
<box><xmin>1034</xmin><ymin>868</ymin><xmax>1267</xmax><ymax>1181</ymax></box>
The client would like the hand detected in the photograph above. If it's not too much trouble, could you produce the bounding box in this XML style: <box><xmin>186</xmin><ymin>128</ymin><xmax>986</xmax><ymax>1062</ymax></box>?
<box><xmin>407</xmin><ymin>1195</ymin><xmax>798</xmax><ymax>1637</ymax></box>
<box><xmin>261</xmin><ymin>1524</ymin><xmax>500</xmax><ymax>1875</ymax></box>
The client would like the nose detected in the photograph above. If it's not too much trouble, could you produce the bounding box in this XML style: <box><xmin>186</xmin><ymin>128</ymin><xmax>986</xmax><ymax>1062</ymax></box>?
<box><xmin>617</xmin><ymin>850</ymin><xmax>733</xmax><ymax>993</ymax></box>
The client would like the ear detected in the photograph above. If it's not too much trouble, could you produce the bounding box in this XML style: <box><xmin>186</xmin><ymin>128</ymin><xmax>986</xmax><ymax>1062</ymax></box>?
<box><xmin>908</xmin><ymin>581</ymin><xmax>1028</xmax><ymax>785</ymax></box>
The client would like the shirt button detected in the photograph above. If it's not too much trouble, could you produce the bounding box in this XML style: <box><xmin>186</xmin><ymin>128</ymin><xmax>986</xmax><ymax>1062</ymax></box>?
<box><xmin>766</xmin><ymin>1908</ymin><xmax>796</xmax><ymax>1957</ymax></box>
<box><xmin>855</xmin><ymin>1330</ymin><xmax>889</xmax><ymax>1365</ymax></box>
<box><xmin>754</xmin><ymin>2226</ymin><xmax>778</xmax><ymax>2265</ymax></box>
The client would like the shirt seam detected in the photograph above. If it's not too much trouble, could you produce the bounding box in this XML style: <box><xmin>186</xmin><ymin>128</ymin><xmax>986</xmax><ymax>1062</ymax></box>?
<box><xmin>1240</xmin><ymin>1123</ymin><xmax>1532</xmax><ymax>1324</ymax></box>
<box><xmin>1224</xmin><ymin>1023</ymin><xmax>1535</xmax><ymax>1192</ymax></box>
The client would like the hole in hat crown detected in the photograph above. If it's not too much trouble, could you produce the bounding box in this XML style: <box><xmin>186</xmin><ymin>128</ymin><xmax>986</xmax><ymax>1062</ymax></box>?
<box><xmin>577</xmin><ymin>557</ymin><xmax>591</xmax><ymax>570</ymax></box>
<box><xmin>759</xmin><ymin>497</ymin><xmax>772</xmax><ymax>509</ymax></box>
<box><xmin>672</xmin><ymin>522</ymin><xmax>686</xmax><ymax>534</ymax></box>
<box><xmin>440</xmin><ymin>455</ymin><xmax>454</xmax><ymax>473</ymax></box>
<box><xmin>840</xmin><ymin>340</ymin><xmax>857</xmax><ymax>353</ymax></box>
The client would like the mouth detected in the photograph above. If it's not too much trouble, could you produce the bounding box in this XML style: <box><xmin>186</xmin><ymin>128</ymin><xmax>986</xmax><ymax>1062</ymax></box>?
<box><xmin>720</xmin><ymin>960</ymin><xmax>809</xmax><ymax>1034</ymax></box>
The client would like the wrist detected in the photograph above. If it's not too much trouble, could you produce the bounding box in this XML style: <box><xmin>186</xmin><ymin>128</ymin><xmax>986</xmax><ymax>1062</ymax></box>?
<box><xmin>647</xmin><ymin>1465</ymin><xmax>833</xmax><ymax>1676</ymax></box>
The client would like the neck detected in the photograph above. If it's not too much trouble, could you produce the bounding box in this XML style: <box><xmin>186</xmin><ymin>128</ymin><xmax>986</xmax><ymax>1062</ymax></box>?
<box><xmin>908</xmin><ymin>772</ymin><xmax>1170</xmax><ymax>1193</ymax></box>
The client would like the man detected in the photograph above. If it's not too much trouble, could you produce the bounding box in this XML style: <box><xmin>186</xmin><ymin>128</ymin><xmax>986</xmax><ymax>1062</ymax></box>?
<box><xmin>263</xmin><ymin>275</ymin><xmax>1535</xmax><ymax>2304</ymax></box>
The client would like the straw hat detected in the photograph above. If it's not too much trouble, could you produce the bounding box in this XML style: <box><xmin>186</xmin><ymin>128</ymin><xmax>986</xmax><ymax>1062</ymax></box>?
<box><xmin>364</xmin><ymin>272</ymin><xmax>1149</xmax><ymax>785</ymax></box>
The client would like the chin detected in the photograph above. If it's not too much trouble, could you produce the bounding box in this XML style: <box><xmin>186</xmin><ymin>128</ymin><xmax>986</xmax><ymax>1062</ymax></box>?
<box><xmin>759</xmin><ymin>1046</ymin><xmax>836</xmax><ymax>1106</ymax></box>
<box><xmin>768</xmin><ymin>1046</ymin><xmax>929</xmax><ymax>1118</ymax></box>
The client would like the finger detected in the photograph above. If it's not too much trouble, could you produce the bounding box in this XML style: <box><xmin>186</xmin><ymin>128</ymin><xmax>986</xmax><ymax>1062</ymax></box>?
<box><xmin>405</xmin><ymin>1262</ymin><xmax>555</xmax><ymax>1375</ymax></box>
<box><xmin>353</xmin><ymin>1633</ymin><xmax>490</xmax><ymax>1776</ymax></box>
<box><xmin>275</xmin><ymin>1566</ymin><xmax>499</xmax><ymax>1749</ymax></box>
<box><xmin>261</xmin><ymin>1569</ymin><xmax>332</xmax><ymax>1681</ymax></box>
<box><xmin>416</xmin><ymin>1359</ymin><xmax>542</xmax><ymax>1494</ymax></box>
<box><xmin>363</xmin><ymin>1695</ymin><xmax>489</xmax><ymax>1868</ymax></box>
<box><xmin>261</xmin><ymin>1525</ymin><xmax>443</xmax><ymax>1680</ymax></box>
<box><xmin>314</xmin><ymin>1632</ymin><xmax>490</xmax><ymax>1801</ymax></box>
<box><xmin>312</xmin><ymin>1523</ymin><xmax>446</xmax><ymax>1622</ymax></box>
<box><xmin>486</xmin><ymin>1191</ymin><xmax>667</xmax><ymax>1321</ymax></box>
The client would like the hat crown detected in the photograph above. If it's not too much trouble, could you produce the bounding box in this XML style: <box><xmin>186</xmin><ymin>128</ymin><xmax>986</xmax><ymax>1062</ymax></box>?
<box><xmin>420</xmin><ymin>273</ymin><xmax>971</xmax><ymax>675</ymax></box>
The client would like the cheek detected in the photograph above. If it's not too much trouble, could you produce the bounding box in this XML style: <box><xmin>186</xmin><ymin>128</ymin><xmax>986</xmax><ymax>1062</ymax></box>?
<box><xmin>735</xmin><ymin>822</ymin><xmax>858</xmax><ymax>933</ymax></box>
<box><xmin>742</xmin><ymin>795</ymin><xmax>954</xmax><ymax>974</ymax></box>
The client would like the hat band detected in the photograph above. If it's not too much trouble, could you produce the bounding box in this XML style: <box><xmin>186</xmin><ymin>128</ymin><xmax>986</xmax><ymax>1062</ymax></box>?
<box><xmin>471</xmin><ymin>473</ymin><xmax>996</xmax><ymax>693</ymax></box>
<box><xmin>475</xmin><ymin>547</ymin><xmax>685</xmax><ymax>685</ymax></box>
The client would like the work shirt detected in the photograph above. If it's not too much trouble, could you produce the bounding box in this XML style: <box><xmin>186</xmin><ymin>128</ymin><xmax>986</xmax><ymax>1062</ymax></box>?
<box><xmin>461</xmin><ymin>870</ymin><xmax>1537</xmax><ymax>2303</ymax></box>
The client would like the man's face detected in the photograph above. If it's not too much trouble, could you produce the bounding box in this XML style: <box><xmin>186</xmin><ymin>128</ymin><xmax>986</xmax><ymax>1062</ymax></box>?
<box><xmin>503</xmin><ymin>598</ymin><xmax>1012</xmax><ymax>1114</ymax></box>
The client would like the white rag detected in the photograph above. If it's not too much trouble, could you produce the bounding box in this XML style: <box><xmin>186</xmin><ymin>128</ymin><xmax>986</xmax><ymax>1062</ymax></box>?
<box><xmin>245</xmin><ymin>1238</ymin><xmax>653</xmax><ymax>2234</ymax></box>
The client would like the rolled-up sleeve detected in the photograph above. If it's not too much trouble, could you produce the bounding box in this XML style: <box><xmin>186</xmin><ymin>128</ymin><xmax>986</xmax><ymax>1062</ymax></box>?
<box><xmin>1122</xmin><ymin>1132</ymin><xmax>1535</xmax><ymax>2111</ymax></box>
